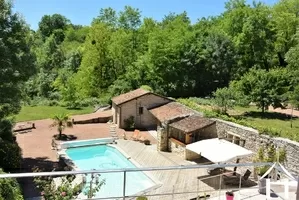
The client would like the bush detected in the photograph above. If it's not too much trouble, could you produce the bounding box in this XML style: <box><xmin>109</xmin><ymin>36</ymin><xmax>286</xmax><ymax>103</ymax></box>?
<box><xmin>0</xmin><ymin>141</ymin><xmax>22</xmax><ymax>172</ymax></box>
<box><xmin>48</xmin><ymin>92</ymin><xmax>61</xmax><ymax>101</ymax></box>
<box><xmin>79</xmin><ymin>98</ymin><xmax>101</xmax><ymax>107</ymax></box>
<box><xmin>0</xmin><ymin>169</ymin><xmax>23</xmax><ymax>200</ymax></box>
<box><xmin>0</xmin><ymin>119</ymin><xmax>14</xmax><ymax>142</ymax></box>
<box><xmin>140</xmin><ymin>85</ymin><xmax>153</xmax><ymax>92</ymax></box>
<box><xmin>124</xmin><ymin>116</ymin><xmax>135</xmax><ymax>130</ymax></box>
<box><xmin>189</xmin><ymin>97</ymin><xmax>214</xmax><ymax>106</ymax></box>
<box><xmin>136</xmin><ymin>196</ymin><xmax>148</xmax><ymax>200</ymax></box>
<box><xmin>48</xmin><ymin>100</ymin><xmax>59</xmax><ymax>106</ymax></box>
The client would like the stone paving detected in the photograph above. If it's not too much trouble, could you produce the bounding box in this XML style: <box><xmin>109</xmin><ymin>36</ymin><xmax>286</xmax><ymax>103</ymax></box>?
<box><xmin>15</xmin><ymin>112</ymin><xmax>156</xmax><ymax>198</ymax></box>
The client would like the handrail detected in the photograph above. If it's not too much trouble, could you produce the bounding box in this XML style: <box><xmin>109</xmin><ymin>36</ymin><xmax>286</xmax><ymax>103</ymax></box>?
<box><xmin>0</xmin><ymin>162</ymin><xmax>272</xmax><ymax>178</ymax></box>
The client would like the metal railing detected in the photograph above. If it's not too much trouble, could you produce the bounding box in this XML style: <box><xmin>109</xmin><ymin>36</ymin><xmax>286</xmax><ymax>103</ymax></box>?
<box><xmin>0</xmin><ymin>162</ymin><xmax>273</xmax><ymax>200</ymax></box>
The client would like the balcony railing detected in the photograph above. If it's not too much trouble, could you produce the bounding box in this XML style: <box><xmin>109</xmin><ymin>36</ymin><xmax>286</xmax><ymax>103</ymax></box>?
<box><xmin>0</xmin><ymin>162</ymin><xmax>274</xmax><ymax>200</ymax></box>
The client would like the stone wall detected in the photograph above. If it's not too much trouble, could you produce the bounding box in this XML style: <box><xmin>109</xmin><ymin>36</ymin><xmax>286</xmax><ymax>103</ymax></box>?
<box><xmin>185</xmin><ymin>149</ymin><xmax>201</xmax><ymax>161</ymax></box>
<box><xmin>168</xmin><ymin>138</ymin><xmax>186</xmax><ymax>158</ymax></box>
<box><xmin>215</xmin><ymin>118</ymin><xmax>299</xmax><ymax>174</ymax></box>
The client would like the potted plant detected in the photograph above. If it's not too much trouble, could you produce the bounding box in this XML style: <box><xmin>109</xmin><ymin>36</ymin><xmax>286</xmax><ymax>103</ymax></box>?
<box><xmin>225</xmin><ymin>191</ymin><xmax>234</xmax><ymax>200</ymax></box>
<box><xmin>254</xmin><ymin>144</ymin><xmax>286</xmax><ymax>194</ymax></box>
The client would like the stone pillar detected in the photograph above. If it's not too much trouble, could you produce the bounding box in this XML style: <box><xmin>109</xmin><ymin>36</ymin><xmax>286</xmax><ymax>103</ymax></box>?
<box><xmin>157</xmin><ymin>125</ymin><xmax>168</xmax><ymax>151</ymax></box>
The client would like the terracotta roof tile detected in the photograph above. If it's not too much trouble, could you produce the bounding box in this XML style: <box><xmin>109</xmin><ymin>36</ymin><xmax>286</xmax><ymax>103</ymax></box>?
<box><xmin>112</xmin><ymin>88</ymin><xmax>150</xmax><ymax>105</ymax></box>
<box><xmin>169</xmin><ymin>115</ymin><xmax>215</xmax><ymax>133</ymax></box>
<box><xmin>149</xmin><ymin>102</ymin><xmax>196</xmax><ymax>122</ymax></box>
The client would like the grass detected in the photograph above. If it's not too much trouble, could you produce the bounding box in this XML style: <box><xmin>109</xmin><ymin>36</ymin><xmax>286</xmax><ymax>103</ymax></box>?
<box><xmin>178</xmin><ymin>98</ymin><xmax>299</xmax><ymax>141</ymax></box>
<box><xmin>15</xmin><ymin>106</ymin><xmax>93</xmax><ymax>122</ymax></box>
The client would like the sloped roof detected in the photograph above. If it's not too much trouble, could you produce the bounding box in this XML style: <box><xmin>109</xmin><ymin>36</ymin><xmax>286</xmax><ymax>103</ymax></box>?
<box><xmin>169</xmin><ymin>115</ymin><xmax>215</xmax><ymax>133</ymax></box>
<box><xmin>149</xmin><ymin>102</ymin><xmax>196</xmax><ymax>122</ymax></box>
<box><xmin>112</xmin><ymin>88</ymin><xmax>150</xmax><ymax>105</ymax></box>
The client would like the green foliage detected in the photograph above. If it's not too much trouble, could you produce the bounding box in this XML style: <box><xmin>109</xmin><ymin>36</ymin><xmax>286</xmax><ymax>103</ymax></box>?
<box><xmin>140</xmin><ymin>85</ymin><xmax>153</xmax><ymax>92</ymax></box>
<box><xmin>0</xmin><ymin>0</ymin><xmax>35</xmax><ymax>118</ymax></box>
<box><xmin>213</xmin><ymin>87</ymin><xmax>235</xmax><ymax>114</ymax></box>
<box><xmin>38</xmin><ymin>14</ymin><xmax>70</xmax><ymax>39</ymax></box>
<box><xmin>124</xmin><ymin>116</ymin><xmax>135</xmax><ymax>130</ymax></box>
<box><xmin>289</xmin><ymin>85</ymin><xmax>299</xmax><ymax>109</ymax></box>
<box><xmin>0</xmin><ymin>141</ymin><xmax>22</xmax><ymax>171</ymax></box>
<box><xmin>233</xmin><ymin>68</ymin><xmax>290</xmax><ymax>113</ymax></box>
<box><xmin>34</xmin><ymin>175</ymin><xmax>82</xmax><ymax>200</ymax></box>
<box><xmin>254</xmin><ymin>144</ymin><xmax>287</xmax><ymax>175</ymax></box>
<box><xmin>50</xmin><ymin>113</ymin><xmax>73</xmax><ymax>139</ymax></box>
<box><xmin>0</xmin><ymin>169</ymin><xmax>23</xmax><ymax>200</ymax></box>
<box><xmin>136</xmin><ymin>197</ymin><xmax>148</xmax><ymax>200</ymax></box>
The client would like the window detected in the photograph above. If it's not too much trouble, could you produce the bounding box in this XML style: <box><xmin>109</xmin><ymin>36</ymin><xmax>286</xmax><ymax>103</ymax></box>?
<box><xmin>139</xmin><ymin>107</ymin><xmax>143</xmax><ymax>115</ymax></box>
<box><xmin>226</xmin><ymin>131</ymin><xmax>245</xmax><ymax>147</ymax></box>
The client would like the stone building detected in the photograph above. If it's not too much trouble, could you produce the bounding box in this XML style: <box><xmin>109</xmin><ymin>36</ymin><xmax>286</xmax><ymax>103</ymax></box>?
<box><xmin>111</xmin><ymin>88</ymin><xmax>171</xmax><ymax>129</ymax></box>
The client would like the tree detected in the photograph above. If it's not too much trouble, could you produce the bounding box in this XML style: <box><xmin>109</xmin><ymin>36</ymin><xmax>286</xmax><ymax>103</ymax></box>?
<box><xmin>75</xmin><ymin>23</ymin><xmax>113</xmax><ymax>97</ymax></box>
<box><xmin>272</xmin><ymin>0</ymin><xmax>299</xmax><ymax>67</ymax></box>
<box><xmin>288</xmin><ymin>85</ymin><xmax>299</xmax><ymax>127</ymax></box>
<box><xmin>93</xmin><ymin>7</ymin><xmax>117</xmax><ymax>28</ymax></box>
<box><xmin>0</xmin><ymin>0</ymin><xmax>34</xmax><ymax>176</ymax></box>
<box><xmin>38</xmin><ymin>14</ymin><xmax>70</xmax><ymax>39</ymax></box>
<box><xmin>235</xmin><ymin>68</ymin><xmax>290</xmax><ymax>113</ymax></box>
<box><xmin>213</xmin><ymin>87</ymin><xmax>235</xmax><ymax>114</ymax></box>
<box><xmin>285</xmin><ymin>28</ymin><xmax>299</xmax><ymax>70</ymax></box>
<box><xmin>50</xmin><ymin>114</ymin><xmax>73</xmax><ymax>139</ymax></box>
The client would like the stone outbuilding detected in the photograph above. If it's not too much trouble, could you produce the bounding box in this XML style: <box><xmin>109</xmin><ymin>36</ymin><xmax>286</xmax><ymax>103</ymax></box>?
<box><xmin>169</xmin><ymin>115</ymin><xmax>217</xmax><ymax>145</ymax></box>
<box><xmin>111</xmin><ymin>88</ymin><xmax>171</xmax><ymax>129</ymax></box>
<box><xmin>148</xmin><ymin>102</ymin><xmax>217</xmax><ymax>155</ymax></box>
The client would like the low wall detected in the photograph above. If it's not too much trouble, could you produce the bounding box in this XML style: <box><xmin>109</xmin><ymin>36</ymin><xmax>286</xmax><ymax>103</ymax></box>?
<box><xmin>185</xmin><ymin>149</ymin><xmax>201</xmax><ymax>161</ymax></box>
<box><xmin>73</xmin><ymin>116</ymin><xmax>112</xmax><ymax>124</ymax></box>
<box><xmin>168</xmin><ymin>138</ymin><xmax>186</xmax><ymax>158</ymax></box>
<box><xmin>214</xmin><ymin>119</ymin><xmax>299</xmax><ymax>174</ymax></box>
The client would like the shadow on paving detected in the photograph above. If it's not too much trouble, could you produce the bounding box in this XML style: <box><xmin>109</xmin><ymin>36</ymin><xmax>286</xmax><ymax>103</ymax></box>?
<box><xmin>53</xmin><ymin>134</ymin><xmax>77</xmax><ymax>141</ymax></box>
<box><xmin>19</xmin><ymin>156</ymin><xmax>68</xmax><ymax>198</ymax></box>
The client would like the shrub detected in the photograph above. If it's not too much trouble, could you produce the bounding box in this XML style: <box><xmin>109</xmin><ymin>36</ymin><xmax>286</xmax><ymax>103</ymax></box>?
<box><xmin>189</xmin><ymin>97</ymin><xmax>214</xmax><ymax>106</ymax></box>
<box><xmin>79</xmin><ymin>98</ymin><xmax>101</xmax><ymax>107</ymax></box>
<box><xmin>124</xmin><ymin>116</ymin><xmax>135</xmax><ymax>130</ymax></box>
<box><xmin>0</xmin><ymin>141</ymin><xmax>22</xmax><ymax>172</ymax></box>
<box><xmin>0</xmin><ymin>169</ymin><xmax>23</xmax><ymax>200</ymax></box>
<box><xmin>34</xmin><ymin>175</ymin><xmax>82</xmax><ymax>200</ymax></box>
<box><xmin>136</xmin><ymin>196</ymin><xmax>148</xmax><ymax>200</ymax></box>
<box><xmin>48</xmin><ymin>91</ymin><xmax>61</xmax><ymax>101</ymax></box>
<box><xmin>213</xmin><ymin>87</ymin><xmax>235</xmax><ymax>114</ymax></box>
<box><xmin>254</xmin><ymin>144</ymin><xmax>286</xmax><ymax>176</ymax></box>
<box><xmin>140</xmin><ymin>85</ymin><xmax>153</xmax><ymax>92</ymax></box>
<box><xmin>48</xmin><ymin>100</ymin><xmax>59</xmax><ymax>106</ymax></box>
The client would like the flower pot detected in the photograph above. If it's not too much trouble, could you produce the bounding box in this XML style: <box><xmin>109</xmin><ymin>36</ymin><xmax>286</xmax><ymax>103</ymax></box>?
<box><xmin>258</xmin><ymin>177</ymin><xmax>267</xmax><ymax>194</ymax></box>
<box><xmin>225</xmin><ymin>191</ymin><xmax>234</xmax><ymax>200</ymax></box>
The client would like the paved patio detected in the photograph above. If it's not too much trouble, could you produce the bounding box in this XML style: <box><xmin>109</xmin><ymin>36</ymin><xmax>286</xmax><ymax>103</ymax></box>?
<box><xmin>15</xmin><ymin>113</ymin><xmax>156</xmax><ymax>198</ymax></box>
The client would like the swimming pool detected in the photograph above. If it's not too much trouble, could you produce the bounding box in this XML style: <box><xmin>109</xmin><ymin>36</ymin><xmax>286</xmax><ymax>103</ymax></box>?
<box><xmin>65</xmin><ymin>145</ymin><xmax>156</xmax><ymax>199</ymax></box>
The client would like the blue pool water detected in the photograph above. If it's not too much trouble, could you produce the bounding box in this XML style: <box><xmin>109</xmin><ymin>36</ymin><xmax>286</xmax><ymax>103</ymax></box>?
<box><xmin>66</xmin><ymin>145</ymin><xmax>155</xmax><ymax>198</ymax></box>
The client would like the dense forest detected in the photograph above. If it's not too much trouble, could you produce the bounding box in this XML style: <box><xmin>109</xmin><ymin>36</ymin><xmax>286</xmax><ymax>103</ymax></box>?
<box><xmin>21</xmin><ymin>0</ymin><xmax>299</xmax><ymax>110</ymax></box>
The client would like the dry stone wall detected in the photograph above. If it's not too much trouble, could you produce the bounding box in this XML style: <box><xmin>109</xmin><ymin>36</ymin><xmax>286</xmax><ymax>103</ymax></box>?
<box><xmin>214</xmin><ymin>118</ymin><xmax>299</xmax><ymax>174</ymax></box>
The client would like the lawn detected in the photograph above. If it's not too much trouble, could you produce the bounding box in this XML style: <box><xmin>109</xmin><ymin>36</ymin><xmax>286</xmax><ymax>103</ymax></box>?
<box><xmin>229</xmin><ymin>106</ymin><xmax>299</xmax><ymax>141</ymax></box>
<box><xmin>15</xmin><ymin>106</ymin><xmax>93</xmax><ymax>122</ymax></box>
